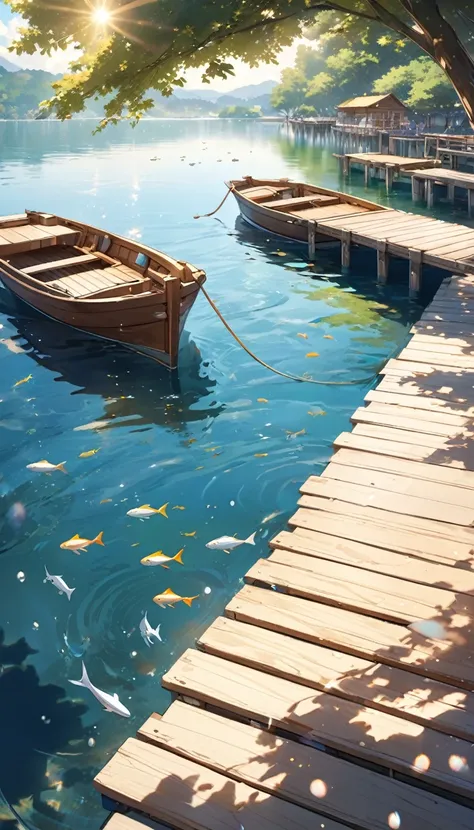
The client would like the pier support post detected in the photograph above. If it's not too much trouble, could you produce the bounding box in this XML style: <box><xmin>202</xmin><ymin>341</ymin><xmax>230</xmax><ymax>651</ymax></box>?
<box><xmin>409</xmin><ymin>249</ymin><xmax>422</xmax><ymax>297</ymax></box>
<box><xmin>424</xmin><ymin>136</ymin><xmax>429</xmax><ymax>158</ymax></box>
<box><xmin>447</xmin><ymin>183</ymin><xmax>455</xmax><ymax>202</ymax></box>
<box><xmin>411</xmin><ymin>176</ymin><xmax>420</xmax><ymax>202</ymax></box>
<box><xmin>426</xmin><ymin>179</ymin><xmax>434</xmax><ymax>209</ymax></box>
<box><xmin>377</xmin><ymin>240</ymin><xmax>388</xmax><ymax>284</ymax></box>
<box><xmin>364</xmin><ymin>164</ymin><xmax>370</xmax><ymax>187</ymax></box>
<box><xmin>385</xmin><ymin>164</ymin><xmax>395</xmax><ymax>194</ymax></box>
<box><xmin>469</xmin><ymin>189</ymin><xmax>474</xmax><ymax>219</ymax></box>
<box><xmin>342</xmin><ymin>156</ymin><xmax>350</xmax><ymax>177</ymax></box>
<box><xmin>378</xmin><ymin>132</ymin><xmax>383</xmax><ymax>153</ymax></box>
<box><xmin>308</xmin><ymin>220</ymin><xmax>316</xmax><ymax>259</ymax></box>
<box><xmin>341</xmin><ymin>230</ymin><xmax>351</xmax><ymax>270</ymax></box>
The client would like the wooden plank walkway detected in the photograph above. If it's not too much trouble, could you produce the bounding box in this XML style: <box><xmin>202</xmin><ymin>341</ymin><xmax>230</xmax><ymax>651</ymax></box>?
<box><xmin>94</xmin><ymin>274</ymin><xmax>474</xmax><ymax>830</ymax></box>
<box><xmin>411</xmin><ymin>167</ymin><xmax>474</xmax><ymax>216</ymax></box>
<box><xmin>337</xmin><ymin>151</ymin><xmax>438</xmax><ymax>192</ymax></box>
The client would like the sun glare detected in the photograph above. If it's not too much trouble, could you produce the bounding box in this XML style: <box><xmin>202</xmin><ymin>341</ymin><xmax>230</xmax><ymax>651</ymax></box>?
<box><xmin>93</xmin><ymin>7</ymin><xmax>112</xmax><ymax>25</ymax></box>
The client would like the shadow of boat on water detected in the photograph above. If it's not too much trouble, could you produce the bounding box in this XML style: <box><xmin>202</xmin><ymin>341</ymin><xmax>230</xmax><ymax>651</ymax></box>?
<box><xmin>0</xmin><ymin>294</ymin><xmax>223</xmax><ymax>433</ymax></box>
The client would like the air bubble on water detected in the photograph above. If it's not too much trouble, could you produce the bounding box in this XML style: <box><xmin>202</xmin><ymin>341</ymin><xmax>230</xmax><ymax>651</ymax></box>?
<box><xmin>230</xmin><ymin>500</ymin><xmax>235</xmax><ymax>506</ymax></box>
<box><xmin>17</xmin><ymin>571</ymin><xmax>26</xmax><ymax>582</ymax></box>
<box><xmin>33</xmin><ymin>621</ymin><xmax>39</xmax><ymax>629</ymax></box>
<box><xmin>204</xmin><ymin>587</ymin><xmax>211</xmax><ymax>595</ymax></box>
<box><xmin>130</xmin><ymin>651</ymin><xmax>137</xmax><ymax>658</ymax></box>
<box><xmin>88</xmin><ymin>737</ymin><xmax>95</xmax><ymax>747</ymax></box>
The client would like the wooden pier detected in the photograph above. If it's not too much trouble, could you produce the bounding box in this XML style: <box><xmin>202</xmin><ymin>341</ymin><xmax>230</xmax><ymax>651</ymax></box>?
<box><xmin>338</xmin><ymin>151</ymin><xmax>439</xmax><ymax>192</ymax></box>
<box><xmin>411</xmin><ymin>168</ymin><xmax>474</xmax><ymax>216</ymax></box>
<box><xmin>95</xmin><ymin>273</ymin><xmax>474</xmax><ymax>830</ymax></box>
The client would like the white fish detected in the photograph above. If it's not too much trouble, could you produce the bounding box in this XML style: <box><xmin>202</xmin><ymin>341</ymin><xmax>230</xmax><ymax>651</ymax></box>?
<box><xmin>73</xmin><ymin>420</ymin><xmax>110</xmax><ymax>431</ymax></box>
<box><xmin>127</xmin><ymin>503</ymin><xmax>168</xmax><ymax>519</ymax></box>
<box><xmin>139</xmin><ymin>613</ymin><xmax>162</xmax><ymax>647</ymax></box>
<box><xmin>69</xmin><ymin>662</ymin><xmax>131</xmax><ymax>718</ymax></box>
<box><xmin>206</xmin><ymin>531</ymin><xmax>256</xmax><ymax>552</ymax></box>
<box><xmin>27</xmin><ymin>459</ymin><xmax>67</xmax><ymax>474</ymax></box>
<box><xmin>44</xmin><ymin>566</ymin><xmax>75</xmax><ymax>601</ymax></box>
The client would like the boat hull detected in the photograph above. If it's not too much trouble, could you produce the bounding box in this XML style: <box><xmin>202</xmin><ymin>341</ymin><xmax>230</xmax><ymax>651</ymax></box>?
<box><xmin>0</xmin><ymin>266</ymin><xmax>197</xmax><ymax>368</ymax></box>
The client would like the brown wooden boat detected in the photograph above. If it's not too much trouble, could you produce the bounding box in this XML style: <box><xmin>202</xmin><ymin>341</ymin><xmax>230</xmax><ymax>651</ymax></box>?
<box><xmin>228</xmin><ymin>176</ymin><xmax>389</xmax><ymax>247</ymax></box>
<box><xmin>0</xmin><ymin>210</ymin><xmax>205</xmax><ymax>368</ymax></box>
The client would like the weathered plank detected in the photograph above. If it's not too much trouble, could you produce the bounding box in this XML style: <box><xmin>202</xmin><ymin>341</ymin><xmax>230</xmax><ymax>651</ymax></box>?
<box><xmin>197</xmin><ymin>617</ymin><xmax>474</xmax><ymax>741</ymax></box>
<box><xmin>322</xmin><ymin>461</ymin><xmax>474</xmax><ymax>509</ymax></box>
<box><xmin>365</xmin><ymin>388</ymin><xmax>474</xmax><ymax>419</ymax></box>
<box><xmin>104</xmin><ymin>814</ymin><xmax>167</xmax><ymax>830</ymax></box>
<box><xmin>331</xmin><ymin>447</ymin><xmax>474</xmax><ymax>488</ymax></box>
<box><xmin>227</xmin><ymin>584</ymin><xmax>474</xmax><ymax>689</ymax></box>
<box><xmin>352</xmin><ymin>404</ymin><xmax>472</xmax><ymax>437</ymax></box>
<box><xmin>246</xmin><ymin>554</ymin><xmax>467</xmax><ymax>626</ymax></box>
<box><xmin>334</xmin><ymin>429</ymin><xmax>474</xmax><ymax>470</ymax></box>
<box><xmin>138</xmin><ymin>703</ymin><xmax>474</xmax><ymax>830</ymax></box>
<box><xmin>270</xmin><ymin>528</ymin><xmax>474</xmax><ymax>593</ymax></box>
<box><xmin>95</xmin><ymin>737</ymin><xmax>326</xmax><ymax>830</ymax></box>
<box><xmin>162</xmin><ymin>650</ymin><xmax>474</xmax><ymax>799</ymax></box>
<box><xmin>289</xmin><ymin>505</ymin><xmax>474</xmax><ymax>565</ymax></box>
<box><xmin>300</xmin><ymin>474</ymin><xmax>474</xmax><ymax>525</ymax></box>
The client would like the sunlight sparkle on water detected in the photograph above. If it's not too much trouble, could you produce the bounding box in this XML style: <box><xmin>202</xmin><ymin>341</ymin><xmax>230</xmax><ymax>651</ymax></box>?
<box><xmin>93</xmin><ymin>7</ymin><xmax>111</xmax><ymax>25</ymax></box>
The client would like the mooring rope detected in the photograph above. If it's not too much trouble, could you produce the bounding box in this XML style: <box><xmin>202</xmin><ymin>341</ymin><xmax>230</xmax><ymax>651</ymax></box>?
<box><xmin>190</xmin><ymin>275</ymin><xmax>379</xmax><ymax>386</ymax></box>
<box><xmin>194</xmin><ymin>184</ymin><xmax>235</xmax><ymax>219</ymax></box>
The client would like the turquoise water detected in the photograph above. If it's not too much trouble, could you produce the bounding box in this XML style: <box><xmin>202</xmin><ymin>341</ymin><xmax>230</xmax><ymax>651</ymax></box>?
<box><xmin>0</xmin><ymin>119</ymin><xmax>446</xmax><ymax>829</ymax></box>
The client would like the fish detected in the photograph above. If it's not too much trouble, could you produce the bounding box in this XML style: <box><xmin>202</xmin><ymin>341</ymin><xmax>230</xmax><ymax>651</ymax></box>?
<box><xmin>254</xmin><ymin>453</ymin><xmax>268</xmax><ymax>457</ymax></box>
<box><xmin>172</xmin><ymin>505</ymin><xmax>186</xmax><ymax>510</ymax></box>
<box><xmin>13</xmin><ymin>374</ymin><xmax>32</xmax><ymax>387</ymax></box>
<box><xmin>100</xmin><ymin>498</ymin><xmax>112</xmax><ymax>504</ymax></box>
<box><xmin>308</xmin><ymin>410</ymin><xmax>326</xmax><ymax>417</ymax></box>
<box><xmin>44</xmin><ymin>566</ymin><xmax>75</xmax><ymax>601</ymax></box>
<box><xmin>324</xmin><ymin>334</ymin><xmax>334</xmax><ymax>339</ymax></box>
<box><xmin>262</xmin><ymin>511</ymin><xmax>282</xmax><ymax>524</ymax></box>
<box><xmin>73</xmin><ymin>419</ymin><xmax>110</xmax><ymax>431</ymax></box>
<box><xmin>181</xmin><ymin>530</ymin><xmax>196</xmax><ymax>537</ymax></box>
<box><xmin>69</xmin><ymin>662</ymin><xmax>131</xmax><ymax>717</ymax></box>
<box><xmin>139</xmin><ymin>613</ymin><xmax>162</xmax><ymax>646</ymax></box>
<box><xmin>306</xmin><ymin>352</ymin><xmax>320</xmax><ymax>358</ymax></box>
<box><xmin>206</xmin><ymin>531</ymin><xmax>256</xmax><ymax>552</ymax></box>
<box><xmin>140</xmin><ymin>548</ymin><xmax>184</xmax><ymax>568</ymax></box>
<box><xmin>79</xmin><ymin>449</ymin><xmax>100</xmax><ymax>458</ymax></box>
<box><xmin>297</xmin><ymin>333</ymin><xmax>308</xmax><ymax>339</ymax></box>
<box><xmin>0</xmin><ymin>337</ymin><xmax>25</xmax><ymax>354</ymax></box>
<box><xmin>27</xmin><ymin>459</ymin><xmax>67</xmax><ymax>474</ymax></box>
<box><xmin>286</xmin><ymin>428</ymin><xmax>306</xmax><ymax>440</ymax></box>
<box><xmin>60</xmin><ymin>531</ymin><xmax>104</xmax><ymax>554</ymax></box>
<box><xmin>127</xmin><ymin>503</ymin><xmax>168</xmax><ymax>519</ymax></box>
<box><xmin>153</xmin><ymin>588</ymin><xmax>199</xmax><ymax>608</ymax></box>
<box><xmin>257</xmin><ymin>398</ymin><xmax>268</xmax><ymax>403</ymax></box>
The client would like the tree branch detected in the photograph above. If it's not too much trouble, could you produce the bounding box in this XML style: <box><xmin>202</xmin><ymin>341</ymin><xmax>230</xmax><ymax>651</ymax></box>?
<box><xmin>365</xmin><ymin>0</ymin><xmax>435</xmax><ymax>55</ymax></box>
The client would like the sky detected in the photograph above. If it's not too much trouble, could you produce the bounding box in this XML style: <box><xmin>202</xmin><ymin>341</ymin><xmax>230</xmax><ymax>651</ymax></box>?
<box><xmin>0</xmin><ymin>5</ymin><xmax>309</xmax><ymax>87</ymax></box>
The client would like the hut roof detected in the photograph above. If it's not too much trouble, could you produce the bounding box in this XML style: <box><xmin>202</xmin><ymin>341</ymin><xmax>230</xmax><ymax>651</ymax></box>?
<box><xmin>338</xmin><ymin>94</ymin><xmax>407</xmax><ymax>111</ymax></box>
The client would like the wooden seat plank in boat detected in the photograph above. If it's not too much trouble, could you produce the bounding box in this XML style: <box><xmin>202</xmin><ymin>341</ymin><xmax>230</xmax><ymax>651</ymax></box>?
<box><xmin>259</xmin><ymin>194</ymin><xmax>339</xmax><ymax>210</ymax></box>
<box><xmin>270</xmin><ymin>528</ymin><xmax>474</xmax><ymax>595</ymax></box>
<box><xmin>162</xmin><ymin>649</ymin><xmax>474</xmax><ymax>799</ymax></box>
<box><xmin>138</xmin><ymin>703</ymin><xmax>474</xmax><ymax>830</ymax></box>
<box><xmin>95</xmin><ymin>736</ymin><xmax>333</xmax><ymax>830</ymax></box>
<box><xmin>240</xmin><ymin>185</ymin><xmax>289</xmax><ymax>202</ymax></box>
<box><xmin>227</xmin><ymin>583</ymin><xmax>474</xmax><ymax>689</ymax></box>
<box><xmin>198</xmin><ymin>616</ymin><xmax>474</xmax><ymax>741</ymax></box>
<box><xmin>23</xmin><ymin>253</ymin><xmax>99</xmax><ymax>275</ymax></box>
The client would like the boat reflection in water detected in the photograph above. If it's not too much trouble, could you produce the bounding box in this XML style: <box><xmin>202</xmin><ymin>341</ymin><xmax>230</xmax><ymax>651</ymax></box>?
<box><xmin>1</xmin><ymin>296</ymin><xmax>222</xmax><ymax>433</ymax></box>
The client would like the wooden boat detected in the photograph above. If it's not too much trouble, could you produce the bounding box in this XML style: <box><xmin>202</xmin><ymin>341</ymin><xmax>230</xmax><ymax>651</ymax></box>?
<box><xmin>0</xmin><ymin>210</ymin><xmax>205</xmax><ymax>368</ymax></box>
<box><xmin>228</xmin><ymin>176</ymin><xmax>389</xmax><ymax>247</ymax></box>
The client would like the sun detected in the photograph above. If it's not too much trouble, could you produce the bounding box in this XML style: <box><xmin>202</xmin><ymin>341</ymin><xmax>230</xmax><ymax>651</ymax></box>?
<box><xmin>93</xmin><ymin>7</ymin><xmax>112</xmax><ymax>25</ymax></box>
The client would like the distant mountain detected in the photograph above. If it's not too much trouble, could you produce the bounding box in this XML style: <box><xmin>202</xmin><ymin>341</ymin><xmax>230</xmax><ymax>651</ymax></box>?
<box><xmin>173</xmin><ymin>79</ymin><xmax>278</xmax><ymax>102</ymax></box>
<box><xmin>0</xmin><ymin>54</ymin><xmax>21</xmax><ymax>72</ymax></box>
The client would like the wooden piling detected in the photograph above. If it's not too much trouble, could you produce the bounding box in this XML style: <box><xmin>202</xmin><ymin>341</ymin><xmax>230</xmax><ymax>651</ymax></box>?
<box><xmin>308</xmin><ymin>220</ymin><xmax>316</xmax><ymax>259</ymax></box>
<box><xmin>408</xmin><ymin>248</ymin><xmax>422</xmax><ymax>297</ymax></box>
<box><xmin>341</xmin><ymin>229</ymin><xmax>351</xmax><ymax>269</ymax></box>
<box><xmin>376</xmin><ymin>240</ymin><xmax>388</xmax><ymax>284</ymax></box>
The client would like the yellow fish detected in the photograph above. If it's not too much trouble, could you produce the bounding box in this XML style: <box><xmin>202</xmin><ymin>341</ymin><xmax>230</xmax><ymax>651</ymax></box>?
<box><xmin>60</xmin><ymin>531</ymin><xmax>104</xmax><ymax>554</ymax></box>
<box><xmin>308</xmin><ymin>410</ymin><xmax>326</xmax><ymax>417</ymax></box>
<box><xmin>257</xmin><ymin>398</ymin><xmax>268</xmax><ymax>403</ymax></box>
<box><xmin>181</xmin><ymin>530</ymin><xmax>196</xmax><ymax>537</ymax></box>
<box><xmin>79</xmin><ymin>449</ymin><xmax>100</xmax><ymax>458</ymax></box>
<box><xmin>141</xmin><ymin>548</ymin><xmax>184</xmax><ymax>568</ymax></box>
<box><xmin>204</xmin><ymin>446</ymin><xmax>220</xmax><ymax>452</ymax></box>
<box><xmin>13</xmin><ymin>374</ymin><xmax>32</xmax><ymax>387</ymax></box>
<box><xmin>127</xmin><ymin>503</ymin><xmax>168</xmax><ymax>519</ymax></box>
<box><xmin>184</xmin><ymin>438</ymin><xmax>197</xmax><ymax>446</ymax></box>
<box><xmin>172</xmin><ymin>505</ymin><xmax>186</xmax><ymax>510</ymax></box>
<box><xmin>297</xmin><ymin>333</ymin><xmax>308</xmax><ymax>339</ymax></box>
<box><xmin>254</xmin><ymin>453</ymin><xmax>268</xmax><ymax>457</ymax></box>
<box><xmin>324</xmin><ymin>335</ymin><xmax>334</xmax><ymax>340</ymax></box>
<box><xmin>100</xmin><ymin>498</ymin><xmax>112</xmax><ymax>504</ymax></box>
<box><xmin>195</xmin><ymin>465</ymin><xmax>204</xmax><ymax>470</ymax></box>
<box><xmin>286</xmin><ymin>428</ymin><xmax>306</xmax><ymax>440</ymax></box>
<box><xmin>153</xmin><ymin>587</ymin><xmax>198</xmax><ymax>608</ymax></box>
<box><xmin>306</xmin><ymin>352</ymin><xmax>320</xmax><ymax>358</ymax></box>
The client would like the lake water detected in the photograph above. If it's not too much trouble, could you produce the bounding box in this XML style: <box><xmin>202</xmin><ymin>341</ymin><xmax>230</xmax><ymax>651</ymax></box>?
<box><xmin>0</xmin><ymin>119</ymin><xmax>452</xmax><ymax>829</ymax></box>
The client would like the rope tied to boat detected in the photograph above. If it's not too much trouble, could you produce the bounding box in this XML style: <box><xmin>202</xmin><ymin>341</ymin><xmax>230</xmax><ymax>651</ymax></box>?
<box><xmin>193</xmin><ymin>184</ymin><xmax>235</xmax><ymax>219</ymax></box>
<box><xmin>190</xmin><ymin>275</ymin><xmax>379</xmax><ymax>386</ymax></box>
